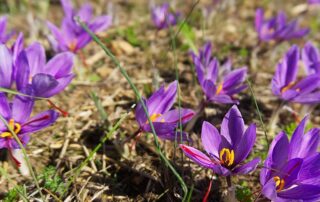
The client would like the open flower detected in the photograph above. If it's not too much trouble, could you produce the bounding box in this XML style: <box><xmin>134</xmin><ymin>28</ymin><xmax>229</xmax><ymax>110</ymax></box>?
<box><xmin>302</xmin><ymin>41</ymin><xmax>320</xmax><ymax>75</ymax></box>
<box><xmin>272</xmin><ymin>45</ymin><xmax>320</xmax><ymax>104</ymax></box>
<box><xmin>47</xmin><ymin>0</ymin><xmax>112</xmax><ymax>53</ymax></box>
<box><xmin>191</xmin><ymin>42</ymin><xmax>247</xmax><ymax>104</ymax></box>
<box><xmin>15</xmin><ymin>42</ymin><xmax>75</xmax><ymax>98</ymax></box>
<box><xmin>135</xmin><ymin>81</ymin><xmax>195</xmax><ymax>140</ymax></box>
<box><xmin>0</xmin><ymin>16</ymin><xmax>14</xmax><ymax>43</ymax></box>
<box><xmin>151</xmin><ymin>3</ymin><xmax>179</xmax><ymax>29</ymax></box>
<box><xmin>180</xmin><ymin>105</ymin><xmax>260</xmax><ymax>176</ymax></box>
<box><xmin>255</xmin><ymin>8</ymin><xmax>309</xmax><ymax>42</ymax></box>
<box><xmin>0</xmin><ymin>94</ymin><xmax>59</xmax><ymax>149</ymax></box>
<box><xmin>260</xmin><ymin>116</ymin><xmax>320</xmax><ymax>201</ymax></box>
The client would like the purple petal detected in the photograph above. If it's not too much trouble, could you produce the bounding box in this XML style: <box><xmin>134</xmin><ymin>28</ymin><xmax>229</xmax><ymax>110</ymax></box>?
<box><xmin>298</xmin><ymin>154</ymin><xmax>320</xmax><ymax>184</ymax></box>
<box><xmin>234</xmin><ymin>124</ymin><xmax>256</xmax><ymax>164</ymax></box>
<box><xmin>302</xmin><ymin>41</ymin><xmax>320</xmax><ymax>74</ymax></box>
<box><xmin>15</xmin><ymin>51</ymin><xmax>30</xmax><ymax>91</ymax></box>
<box><xmin>11</xmin><ymin>95</ymin><xmax>34</xmax><ymax>123</ymax></box>
<box><xmin>135</xmin><ymin>98</ymin><xmax>148</xmax><ymax>127</ymax></box>
<box><xmin>255</xmin><ymin>8</ymin><xmax>264</xmax><ymax>33</ymax></box>
<box><xmin>158</xmin><ymin>108</ymin><xmax>195</xmax><ymax>124</ymax></box>
<box><xmin>289</xmin><ymin>116</ymin><xmax>320</xmax><ymax>159</ymax></box>
<box><xmin>222</xmin><ymin>67</ymin><xmax>247</xmax><ymax>92</ymax></box>
<box><xmin>0</xmin><ymin>44</ymin><xmax>13</xmax><ymax>88</ymax></box>
<box><xmin>47</xmin><ymin>21</ymin><xmax>68</xmax><ymax>52</ymax></box>
<box><xmin>261</xmin><ymin>179</ymin><xmax>277</xmax><ymax>201</ymax></box>
<box><xmin>77</xmin><ymin>3</ymin><xmax>93</xmax><ymax>22</ymax></box>
<box><xmin>278</xmin><ymin>158</ymin><xmax>303</xmax><ymax>188</ymax></box>
<box><xmin>31</xmin><ymin>74</ymin><xmax>59</xmax><ymax>97</ymax></box>
<box><xmin>208</xmin><ymin>94</ymin><xmax>239</xmax><ymax>104</ymax></box>
<box><xmin>260</xmin><ymin>132</ymin><xmax>289</xmax><ymax>185</ymax></box>
<box><xmin>146</xmin><ymin>81</ymin><xmax>177</xmax><ymax>115</ymax></box>
<box><xmin>279</xmin><ymin>184</ymin><xmax>320</xmax><ymax>200</ymax></box>
<box><xmin>0</xmin><ymin>93</ymin><xmax>10</xmax><ymax>123</ymax></box>
<box><xmin>180</xmin><ymin>144</ymin><xmax>217</xmax><ymax>169</ymax></box>
<box><xmin>220</xmin><ymin>105</ymin><xmax>245</xmax><ymax>147</ymax></box>
<box><xmin>39</xmin><ymin>74</ymin><xmax>74</xmax><ymax>98</ymax></box>
<box><xmin>89</xmin><ymin>15</ymin><xmax>112</xmax><ymax>33</ymax></box>
<box><xmin>44</xmin><ymin>51</ymin><xmax>74</xmax><ymax>77</ymax></box>
<box><xmin>143</xmin><ymin>121</ymin><xmax>176</xmax><ymax>136</ymax></box>
<box><xmin>201</xmin><ymin>121</ymin><xmax>221</xmax><ymax>158</ymax></box>
<box><xmin>25</xmin><ymin>42</ymin><xmax>46</xmax><ymax>76</ymax></box>
<box><xmin>293</xmin><ymin>91</ymin><xmax>320</xmax><ymax>104</ymax></box>
<box><xmin>21</xmin><ymin>110</ymin><xmax>59</xmax><ymax>133</ymax></box>
<box><xmin>232</xmin><ymin>157</ymin><xmax>260</xmax><ymax>174</ymax></box>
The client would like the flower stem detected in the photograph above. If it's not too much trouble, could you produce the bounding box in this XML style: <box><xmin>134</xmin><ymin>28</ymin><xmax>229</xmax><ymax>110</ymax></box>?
<box><xmin>226</xmin><ymin>176</ymin><xmax>232</xmax><ymax>187</ymax></box>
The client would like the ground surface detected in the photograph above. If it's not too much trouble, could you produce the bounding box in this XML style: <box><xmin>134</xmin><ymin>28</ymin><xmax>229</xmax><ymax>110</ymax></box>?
<box><xmin>0</xmin><ymin>0</ymin><xmax>319</xmax><ymax>201</ymax></box>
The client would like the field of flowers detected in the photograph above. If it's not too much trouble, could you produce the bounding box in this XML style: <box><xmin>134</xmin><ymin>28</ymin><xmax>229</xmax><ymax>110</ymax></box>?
<box><xmin>0</xmin><ymin>0</ymin><xmax>320</xmax><ymax>201</ymax></box>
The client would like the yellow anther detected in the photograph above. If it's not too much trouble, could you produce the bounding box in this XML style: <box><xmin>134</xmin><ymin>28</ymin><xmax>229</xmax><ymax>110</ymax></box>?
<box><xmin>273</xmin><ymin>176</ymin><xmax>285</xmax><ymax>192</ymax></box>
<box><xmin>281</xmin><ymin>81</ymin><xmax>296</xmax><ymax>94</ymax></box>
<box><xmin>0</xmin><ymin>119</ymin><xmax>22</xmax><ymax>138</ymax></box>
<box><xmin>216</xmin><ymin>83</ymin><xmax>223</xmax><ymax>95</ymax></box>
<box><xmin>68</xmin><ymin>40</ymin><xmax>77</xmax><ymax>52</ymax></box>
<box><xmin>146</xmin><ymin>114</ymin><xmax>163</xmax><ymax>124</ymax></box>
<box><xmin>219</xmin><ymin>148</ymin><xmax>235</xmax><ymax>167</ymax></box>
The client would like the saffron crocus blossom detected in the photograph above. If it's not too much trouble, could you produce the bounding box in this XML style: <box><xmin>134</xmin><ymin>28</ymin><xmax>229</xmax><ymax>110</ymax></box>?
<box><xmin>0</xmin><ymin>16</ymin><xmax>14</xmax><ymax>43</ymax></box>
<box><xmin>135</xmin><ymin>81</ymin><xmax>195</xmax><ymax>140</ymax></box>
<box><xmin>272</xmin><ymin>45</ymin><xmax>320</xmax><ymax>104</ymax></box>
<box><xmin>255</xmin><ymin>8</ymin><xmax>309</xmax><ymax>42</ymax></box>
<box><xmin>260</xmin><ymin>116</ymin><xmax>320</xmax><ymax>201</ymax></box>
<box><xmin>302</xmin><ymin>41</ymin><xmax>320</xmax><ymax>75</ymax></box>
<box><xmin>47</xmin><ymin>0</ymin><xmax>112</xmax><ymax>53</ymax></box>
<box><xmin>309</xmin><ymin>0</ymin><xmax>320</xmax><ymax>4</ymax></box>
<box><xmin>15</xmin><ymin>42</ymin><xmax>75</xmax><ymax>98</ymax></box>
<box><xmin>180</xmin><ymin>105</ymin><xmax>260</xmax><ymax>176</ymax></box>
<box><xmin>151</xmin><ymin>3</ymin><xmax>178</xmax><ymax>29</ymax></box>
<box><xmin>0</xmin><ymin>94</ymin><xmax>59</xmax><ymax>149</ymax></box>
<box><xmin>191</xmin><ymin>42</ymin><xmax>247</xmax><ymax>104</ymax></box>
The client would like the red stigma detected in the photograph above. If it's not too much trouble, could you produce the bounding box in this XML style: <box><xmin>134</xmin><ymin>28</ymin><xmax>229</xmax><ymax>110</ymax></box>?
<box><xmin>48</xmin><ymin>100</ymin><xmax>68</xmax><ymax>117</ymax></box>
<box><xmin>22</xmin><ymin>115</ymin><xmax>50</xmax><ymax>127</ymax></box>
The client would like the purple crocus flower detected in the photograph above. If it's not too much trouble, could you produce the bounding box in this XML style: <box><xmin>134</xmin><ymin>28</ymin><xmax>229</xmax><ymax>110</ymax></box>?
<box><xmin>308</xmin><ymin>0</ymin><xmax>320</xmax><ymax>4</ymax></box>
<box><xmin>272</xmin><ymin>45</ymin><xmax>320</xmax><ymax>104</ymax></box>
<box><xmin>135</xmin><ymin>81</ymin><xmax>195</xmax><ymax>140</ymax></box>
<box><xmin>191</xmin><ymin>42</ymin><xmax>247</xmax><ymax>104</ymax></box>
<box><xmin>151</xmin><ymin>3</ymin><xmax>178</xmax><ymax>29</ymax></box>
<box><xmin>0</xmin><ymin>16</ymin><xmax>14</xmax><ymax>43</ymax></box>
<box><xmin>15</xmin><ymin>42</ymin><xmax>75</xmax><ymax>98</ymax></box>
<box><xmin>47</xmin><ymin>0</ymin><xmax>112</xmax><ymax>53</ymax></box>
<box><xmin>180</xmin><ymin>105</ymin><xmax>260</xmax><ymax>176</ymax></box>
<box><xmin>0</xmin><ymin>94</ymin><xmax>59</xmax><ymax>149</ymax></box>
<box><xmin>255</xmin><ymin>8</ymin><xmax>309</xmax><ymax>42</ymax></box>
<box><xmin>302</xmin><ymin>41</ymin><xmax>320</xmax><ymax>75</ymax></box>
<box><xmin>260</xmin><ymin>116</ymin><xmax>320</xmax><ymax>201</ymax></box>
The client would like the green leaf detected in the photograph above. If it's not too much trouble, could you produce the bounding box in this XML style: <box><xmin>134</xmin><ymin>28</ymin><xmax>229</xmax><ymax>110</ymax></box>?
<box><xmin>178</xmin><ymin>22</ymin><xmax>196</xmax><ymax>52</ymax></box>
<box><xmin>236</xmin><ymin>182</ymin><xmax>253</xmax><ymax>202</ymax></box>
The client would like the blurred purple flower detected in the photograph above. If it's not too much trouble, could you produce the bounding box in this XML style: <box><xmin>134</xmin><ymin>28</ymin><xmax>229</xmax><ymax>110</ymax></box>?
<box><xmin>302</xmin><ymin>41</ymin><xmax>320</xmax><ymax>75</ymax></box>
<box><xmin>308</xmin><ymin>0</ymin><xmax>320</xmax><ymax>4</ymax></box>
<box><xmin>0</xmin><ymin>94</ymin><xmax>59</xmax><ymax>149</ymax></box>
<box><xmin>260</xmin><ymin>116</ymin><xmax>320</xmax><ymax>201</ymax></box>
<box><xmin>191</xmin><ymin>42</ymin><xmax>247</xmax><ymax>104</ymax></box>
<box><xmin>47</xmin><ymin>0</ymin><xmax>112</xmax><ymax>53</ymax></box>
<box><xmin>180</xmin><ymin>105</ymin><xmax>260</xmax><ymax>176</ymax></box>
<box><xmin>15</xmin><ymin>42</ymin><xmax>75</xmax><ymax>98</ymax></box>
<box><xmin>0</xmin><ymin>16</ymin><xmax>14</xmax><ymax>43</ymax></box>
<box><xmin>135</xmin><ymin>81</ymin><xmax>195</xmax><ymax>141</ymax></box>
<box><xmin>151</xmin><ymin>3</ymin><xmax>178</xmax><ymax>29</ymax></box>
<box><xmin>272</xmin><ymin>45</ymin><xmax>320</xmax><ymax>104</ymax></box>
<box><xmin>255</xmin><ymin>8</ymin><xmax>309</xmax><ymax>42</ymax></box>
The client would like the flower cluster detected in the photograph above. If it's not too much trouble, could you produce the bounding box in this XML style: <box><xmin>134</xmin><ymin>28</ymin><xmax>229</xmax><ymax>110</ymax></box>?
<box><xmin>47</xmin><ymin>0</ymin><xmax>112</xmax><ymax>53</ymax></box>
<box><xmin>272</xmin><ymin>44</ymin><xmax>320</xmax><ymax>104</ymax></box>
<box><xmin>255</xmin><ymin>8</ymin><xmax>309</xmax><ymax>42</ymax></box>
<box><xmin>151</xmin><ymin>3</ymin><xmax>179</xmax><ymax>30</ymax></box>
<box><xmin>191</xmin><ymin>42</ymin><xmax>247</xmax><ymax>104</ymax></box>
